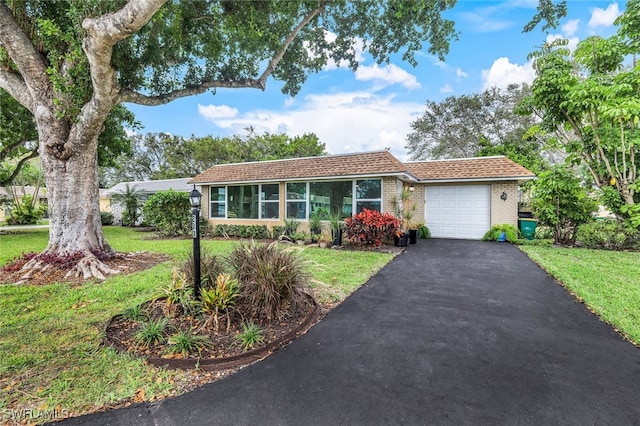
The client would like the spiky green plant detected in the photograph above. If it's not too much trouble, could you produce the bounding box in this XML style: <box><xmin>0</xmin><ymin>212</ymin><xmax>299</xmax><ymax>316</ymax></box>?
<box><xmin>166</xmin><ymin>330</ymin><xmax>212</xmax><ymax>357</ymax></box>
<box><xmin>200</xmin><ymin>273</ymin><xmax>240</xmax><ymax>333</ymax></box>
<box><xmin>154</xmin><ymin>268</ymin><xmax>195</xmax><ymax>316</ymax></box>
<box><xmin>235</xmin><ymin>322</ymin><xmax>264</xmax><ymax>351</ymax></box>
<box><xmin>134</xmin><ymin>318</ymin><xmax>169</xmax><ymax>348</ymax></box>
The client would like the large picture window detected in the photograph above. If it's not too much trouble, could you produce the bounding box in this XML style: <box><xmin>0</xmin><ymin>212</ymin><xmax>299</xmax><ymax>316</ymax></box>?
<box><xmin>211</xmin><ymin>184</ymin><xmax>280</xmax><ymax>219</ymax></box>
<box><xmin>285</xmin><ymin>179</ymin><xmax>382</xmax><ymax>219</ymax></box>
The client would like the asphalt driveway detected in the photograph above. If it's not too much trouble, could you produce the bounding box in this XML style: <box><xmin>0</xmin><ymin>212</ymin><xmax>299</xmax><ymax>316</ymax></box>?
<box><xmin>59</xmin><ymin>240</ymin><xmax>640</xmax><ymax>425</ymax></box>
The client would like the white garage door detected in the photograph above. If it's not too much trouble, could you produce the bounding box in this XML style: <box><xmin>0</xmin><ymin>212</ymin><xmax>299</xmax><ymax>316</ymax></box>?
<box><xmin>425</xmin><ymin>185</ymin><xmax>490</xmax><ymax>240</ymax></box>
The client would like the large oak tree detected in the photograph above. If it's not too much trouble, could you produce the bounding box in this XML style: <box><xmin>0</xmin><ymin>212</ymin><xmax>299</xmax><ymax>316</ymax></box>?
<box><xmin>0</xmin><ymin>0</ymin><xmax>460</xmax><ymax>279</ymax></box>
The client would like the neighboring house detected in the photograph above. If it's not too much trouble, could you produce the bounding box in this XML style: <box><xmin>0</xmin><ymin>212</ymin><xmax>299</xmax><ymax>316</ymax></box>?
<box><xmin>190</xmin><ymin>151</ymin><xmax>535</xmax><ymax>240</ymax></box>
<box><xmin>104</xmin><ymin>178</ymin><xmax>195</xmax><ymax>224</ymax></box>
<box><xmin>0</xmin><ymin>186</ymin><xmax>49</xmax><ymax>223</ymax></box>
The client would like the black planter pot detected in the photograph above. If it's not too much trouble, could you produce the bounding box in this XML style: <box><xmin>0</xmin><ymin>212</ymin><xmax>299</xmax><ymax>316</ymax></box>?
<box><xmin>408</xmin><ymin>229</ymin><xmax>418</xmax><ymax>244</ymax></box>
<box><xmin>331</xmin><ymin>229</ymin><xmax>343</xmax><ymax>246</ymax></box>
<box><xmin>394</xmin><ymin>233</ymin><xmax>409</xmax><ymax>247</ymax></box>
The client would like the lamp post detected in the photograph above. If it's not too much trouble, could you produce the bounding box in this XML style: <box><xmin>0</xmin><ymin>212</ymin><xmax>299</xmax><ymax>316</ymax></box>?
<box><xmin>189</xmin><ymin>185</ymin><xmax>202</xmax><ymax>301</ymax></box>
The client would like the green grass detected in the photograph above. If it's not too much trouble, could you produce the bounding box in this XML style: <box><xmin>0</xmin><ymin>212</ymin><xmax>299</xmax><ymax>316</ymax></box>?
<box><xmin>0</xmin><ymin>227</ymin><xmax>393</xmax><ymax>419</ymax></box>
<box><xmin>520</xmin><ymin>245</ymin><xmax>640</xmax><ymax>345</ymax></box>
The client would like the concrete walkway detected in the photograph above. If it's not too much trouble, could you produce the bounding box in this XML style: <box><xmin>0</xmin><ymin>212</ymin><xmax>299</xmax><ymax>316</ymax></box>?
<box><xmin>58</xmin><ymin>240</ymin><xmax>640</xmax><ymax>425</ymax></box>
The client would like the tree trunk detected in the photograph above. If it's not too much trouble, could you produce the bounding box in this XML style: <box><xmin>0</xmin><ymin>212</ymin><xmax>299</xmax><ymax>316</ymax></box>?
<box><xmin>17</xmin><ymin>118</ymin><xmax>119</xmax><ymax>282</ymax></box>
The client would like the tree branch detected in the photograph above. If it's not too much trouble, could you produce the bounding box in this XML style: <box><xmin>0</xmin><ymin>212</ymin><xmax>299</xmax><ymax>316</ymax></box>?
<box><xmin>121</xmin><ymin>1</ymin><xmax>326</xmax><ymax>106</ymax></box>
<box><xmin>0</xmin><ymin>3</ymin><xmax>47</xmax><ymax>108</ymax></box>
<box><xmin>256</xmin><ymin>1</ymin><xmax>326</xmax><ymax>90</ymax></box>
<box><xmin>0</xmin><ymin>148</ymin><xmax>38</xmax><ymax>186</ymax></box>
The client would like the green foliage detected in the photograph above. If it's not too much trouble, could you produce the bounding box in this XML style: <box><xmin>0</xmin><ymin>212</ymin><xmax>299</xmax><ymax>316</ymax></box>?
<box><xmin>417</xmin><ymin>223</ymin><xmax>431</xmax><ymax>239</ymax></box>
<box><xmin>6</xmin><ymin>193</ymin><xmax>46</xmax><ymax>225</ymax></box>
<box><xmin>522</xmin><ymin>9</ymin><xmax>640</xmax><ymax>221</ymax></box>
<box><xmin>482</xmin><ymin>224</ymin><xmax>519</xmax><ymax>243</ymax></box>
<box><xmin>181</xmin><ymin>249</ymin><xmax>227</xmax><ymax>294</ymax></box>
<box><xmin>308</xmin><ymin>209</ymin><xmax>325</xmax><ymax>235</ymax></box>
<box><xmin>228</xmin><ymin>241</ymin><xmax>309</xmax><ymax>321</ymax></box>
<box><xmin>283</xmin><ymin>218</ymin><xmax>300</xmax><ymax>237</ymax></box>
<box><xmin>134</xmin><ymin>318</ymin><xmax>169</xmax><ymax>348</ymax></box>
<box><xmin>577</xmin><ymin>220</ymin><xmax>640</xmax><ymax>251</ymax></box>
<box><xmin>100</xmin><ymin>211</ymin><xmax>114</xmax><ymax>226</ymax></box>
<box><xmin>166</xmin><ymin>330</ymin><xmax>211</xmax><ymax>357</ymax></box>
<box><xmin>110</xmin><ymin>184</ymin><xmax>145</xmax><ymax>227</ymax></box>
<box><xmin>407</xmin><ymin>84</ymin><xmax>542</xmax><ymax>164</ymax></box>
<box><xmin>205</xmin><ymin>224</ymin><xmax>269</xmax><ymax>240</ymax></box>
<box><xmin>235</xmin><ymin>322</ymin><xmax>265</xmax><ymax>351</ymax></box>
<box><xmin>201</xmin><ymin>274</ymin><xmax>240</xmax><ymax>333</ymax></box>
<box><xmin>154</xmin><ymin>268</ymin><xmax>196</xmax><ymax>317</ymax></box>
<box><xmin>531</xmin><ymin>166</ymin><xmax>597</xmax><ymax>245</ymax></box>
<box><xmin>122</xmin><ymin>304</ymin><xmax>148</xmax><ymax>323</ymax></box>
<box><xmin>143</xmin><ymin>190</ymin><xmax>191</xmax><ymax>237</ymax></box>
<box><xmin>344</xmin><ymin>208</ymin><xmax>401</xmax><ymax>246</ymax></box>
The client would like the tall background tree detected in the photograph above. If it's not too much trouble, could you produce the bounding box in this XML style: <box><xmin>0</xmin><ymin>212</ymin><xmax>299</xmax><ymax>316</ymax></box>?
<box><xmin>406</xmin><ymin>84</ymin><xmax>549</xmax><ymax>174</ymax></box>
<box><xmin>99</xmin><ymin>130</ymin><xmax>326</xmax><ymax>187</ymax></box>
<box><xmin>520</xmin><ymin>0</ymin><xmax>640</xmax><ymax>225</ymax></box>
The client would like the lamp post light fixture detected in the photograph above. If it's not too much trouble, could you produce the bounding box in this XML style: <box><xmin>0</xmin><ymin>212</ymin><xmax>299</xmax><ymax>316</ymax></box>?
<box><xmin>189</xmin><ymin>185</ymin><xmax>202</xmax><ymax>301</ymax></box>
<box><xmin>408</xmin><ymin>184</ymin><xmax>415</xmax><ymax>192</ymax></box>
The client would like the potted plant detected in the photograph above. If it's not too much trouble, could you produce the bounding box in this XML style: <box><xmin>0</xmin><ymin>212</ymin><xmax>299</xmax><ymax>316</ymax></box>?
<box><xmin>327</xmin><ymin>209</ymin><xmax>344</xmax><ymax>247</ymax></box>
<box><xmin>394</xmin><ymin>229</ymin><xmax>409</xmax><ymax>247</ymax></box>
<box><xmin>392</xmin><ymin>187</ymin><xmax>417</xmax><ymax>244</ymax></box>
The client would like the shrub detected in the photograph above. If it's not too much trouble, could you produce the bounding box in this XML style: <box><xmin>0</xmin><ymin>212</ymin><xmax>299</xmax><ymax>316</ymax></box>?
<box><xmin>166</xmin><ymin>330</ymin><xmax>211</xmax><ymax>356</ymax></box>
<box><xmin>482</xmin><ymin>224</ymin><xmax>519</xmax><ymax>243</ymax></box>
<box><xmin>531</xmin><ymin>166</ymin><xmax>597</xmax><ymax>245</ymax></box>
<box><xmin>577</xmin><ymin>220</ymin><xmax>640</xmax><ymax>251</ymax></box>
<box><xmin>100</xmin><ymin>211</ymin><xmax>114</xmax><ymax>226</ymax></box>
<box><xmin>143</xmin><ymin>190</ymin><xmax>191</xmax><ymax>237</ymax></box>
<box><xmin>228</xmin><ymin>241</ymin><xmax>309</xmax><ymax>321</ymax></box>
<box><xmin>181</xmin><ymin>249</ymin><xmax>227</xmax><ymax>291</ymax></box>
<box><xmin>344</xmin><ymin>208</ymin><xmax>401</xmax><ymax>246</ymax></box>
<box><xmin>201</xmin><ymin>273</ymin><xmax>240</xmax><ymax>333</ymax></box>
<box><xmin>6</xmin><ymin>194</ymin><xmax>47</xmax><ymax>225</ymax></box>
<box><xmin>235</xmin><ymin>322</ymin><xmax>264</xmax><ymax>351</ymax></box>
<box><xmin>417</xmin><ymin>223</ymin><xmax>431</xmax><ymax>239</ymax></box>
<box><xmin>134</xmin><ymin>318</ymin><xmax>169</xmax><ymax>348</ymax></box>
<box><xmin>210</xmin><ymin>224</ymin><xmax>269</xmax><ymax>239</ymax></box>
<box><xmin>154</xmin><ymin>268</ymin><xmax>195</xmax><ymax>317</ymax></box>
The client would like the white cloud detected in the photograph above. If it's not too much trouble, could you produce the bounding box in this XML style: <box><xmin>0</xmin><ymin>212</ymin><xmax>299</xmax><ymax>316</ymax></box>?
<box><xmin>562</xmin><ymin>19</ymin><xmax>580</xmax><ymax>37</ymax></box>
<box><xmin>440</xmin><ymin>84</ymin><xmax>454</xmax><ymax>94</ymax></box>
<box><xmin>481</xmin><ymin>57</ymin><xmax>535</xmax><ymax>90</ymax></box>
<box><xmin>456</xmin><ymin>68</ymin><xmax>468</xmax><ymax>79</ymax></box>
<box><xmin>197</xmin><ymin>104</ymin><xmax>238</xmax><ymax>119</ymax></box>
<box><xmin>320</xmin><ymin>31</ymin><xmax>366</xmax><ymax>71</ymax></box>
<box><xmin>197</xmin><ymin>90</ymin><xmax>422</xmax><ymax>159</ymax></box>
<box><xmin>355</xmin><ymin>64</ymin><xmax>420</xmax><ymax>89</ymax></box>
<box><xmin>588</xmin><ymin>3</ymin><xmax>621</xmax><ymax>29</ymax></box>
<box><xmin>546</xmin><ymin>33</ymin><xmax>579</xmax><ymax>52</ymax></box>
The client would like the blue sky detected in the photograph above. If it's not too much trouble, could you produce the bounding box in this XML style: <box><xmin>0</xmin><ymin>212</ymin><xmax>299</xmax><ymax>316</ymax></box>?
<box><xmin>126</xmin><ymin>1</ymin><xmax>625</xmax><ymax>161</ymax></box>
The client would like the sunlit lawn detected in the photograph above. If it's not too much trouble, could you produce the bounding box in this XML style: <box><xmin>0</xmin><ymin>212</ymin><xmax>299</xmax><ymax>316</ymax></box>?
<box><xmin>520</xmin><ymin>245</ymin><xmax>640</xmax><ymax>345</ymax></box>
<box><xmin>0</xmin><ymin>227</ymin><xmax>394</xmax><ymax>421</ymax></box>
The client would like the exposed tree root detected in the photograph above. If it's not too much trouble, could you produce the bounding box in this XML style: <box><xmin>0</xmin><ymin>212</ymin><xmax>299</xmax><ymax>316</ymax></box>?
<box><xmin>65</xmin><ymin>255</ymin><xmax>121</xmax><ymax>281</ymax></box>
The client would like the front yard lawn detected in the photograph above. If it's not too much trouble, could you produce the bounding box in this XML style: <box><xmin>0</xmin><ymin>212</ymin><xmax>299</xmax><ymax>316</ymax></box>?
<box><xmin>520</xmin><ymin>245</ymin><xmax>640</xmax><ymax>345</ymax></box>
<box><xmin>0</xmin><ymin>227</ymin><xmax>394</xmax><ymax>422</ymax></box>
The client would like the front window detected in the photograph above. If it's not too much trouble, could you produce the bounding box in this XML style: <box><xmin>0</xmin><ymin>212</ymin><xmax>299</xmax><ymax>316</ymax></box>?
<box><xmin>355</xmin><ymin>179</ymin><xmax>382</xmax><ymax>213</ymax></box>
<box><xmin>228</xmin><ymin>185</ymin><xmax>259</xmax><ymax>219</ymax></box>
<box><xmin>261</xmin><ymin>183</ymin><xmax>280</xmax><ymax>219</ymax></box>
<box><xmin>309</xmin><ymin>181</ymin><xmax>352</xmax><ymax>218</ymax></box>
<box><xmin>286</xmin><ymin>183</ymin><xmax>307</xmax><ymax>219</ymax></box>
<box><xmin>210</xmin><ymin>187</ymin><xmax>226</xmax><ymax>218</ymax></box>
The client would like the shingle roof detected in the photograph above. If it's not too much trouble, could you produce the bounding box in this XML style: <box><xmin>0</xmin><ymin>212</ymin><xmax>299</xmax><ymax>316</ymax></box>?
<box><xmin>191</xmin><ymin>151</ymin><xmax>410</xmax><ymax>184</ymax></box>
<box><xmin>406</xmin><ymin>156</ymin><xmax>535</xmax><ymax>182</ymax></box>
<box><xmin>190</xmin><ymin>152</ymin><xmax>536</xmax><ymax>185</ymax></box>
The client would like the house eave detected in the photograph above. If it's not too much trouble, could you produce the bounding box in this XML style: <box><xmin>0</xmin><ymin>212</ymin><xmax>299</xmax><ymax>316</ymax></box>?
<box><xmin>417</xmin><ymin>176</ymin><xmax>536</xmax><ymax>184</ymax></box>
<box><xmin>193</xmin><ymin>172</ymin><xmax>418</xmax><ymax>186</ymax></box>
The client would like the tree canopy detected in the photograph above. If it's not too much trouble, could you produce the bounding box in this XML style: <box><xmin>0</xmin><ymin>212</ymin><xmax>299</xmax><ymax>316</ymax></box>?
<box><xmin>405</xmin><ymin>84</ymin><xmax>548</xmax><ymax>173</ymax></box>
<box><xmin>520</xmin><ymin>0</ymin><xmax>640</xmax><ymax>224</ymax></box>
<box><xmin>100</xmin><ymin>130</ymin><xmax>327</xmax><ymax>187</ymax></box>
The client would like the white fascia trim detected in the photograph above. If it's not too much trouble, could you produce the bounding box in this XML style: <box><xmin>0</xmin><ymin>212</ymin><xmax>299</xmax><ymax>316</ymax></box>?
<box><xmin>418</xmin><ymin>176</ymin><xmax>536</xmax><ymax>184</ymax></box>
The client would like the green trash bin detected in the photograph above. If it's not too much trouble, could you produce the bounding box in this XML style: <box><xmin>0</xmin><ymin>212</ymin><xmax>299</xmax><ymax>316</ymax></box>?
<box><xmin>519</xmin><ymin>218</ymin><xmax>538</xmax><ymax>240</ymax></box>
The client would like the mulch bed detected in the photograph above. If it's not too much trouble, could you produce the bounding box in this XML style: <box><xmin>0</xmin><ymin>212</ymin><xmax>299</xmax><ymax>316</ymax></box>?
<box><xmin>104</xmin><ymin>293</ymin><xmax>320</xmax><ymax>371</ymax></box>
